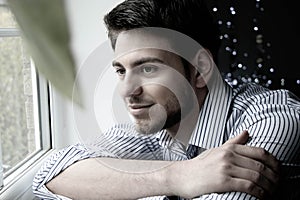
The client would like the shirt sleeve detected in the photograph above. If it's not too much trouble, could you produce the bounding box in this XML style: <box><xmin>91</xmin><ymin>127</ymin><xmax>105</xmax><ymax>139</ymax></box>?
<box><xmin>32</xmin><ymin>144</ymin><xmax>97</xmax><ymax>199</ymax></box>
<box><xmin>193</xmin><ymin>193</ymin><xmax>257</xmax><ymax>200</ymax></box>
<box><xmin>235</xmin><ymin>92</ymin><xmax>300</xmax><ymax>180</ymax></box>
<box><xmin>32</xmin><ymin>125</ymin><xmax>164</xmax><ymax>199</ymax></box>
<box><xmin>244</xmin><ymin>98</ymin><xmax>300</xmax><ymax>199</ymax></box>
<box><xmin>32</xmin><ymin>128</ymin><xmax>124</xmax><ymax>199</ymax></box>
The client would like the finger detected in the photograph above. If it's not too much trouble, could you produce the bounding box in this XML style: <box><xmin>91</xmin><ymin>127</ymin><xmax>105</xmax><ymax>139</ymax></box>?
<box><xmin>229</xmin><ymin>177</ymin><xmax>265</xmax><ymax>199</ymax></box>
<box><xmin>230</xmin><ymin>145</ymin><xmax>280</xmax><ymax>173</ymax></box>
<box><xmin>232</xmin><ymin>154</ymin><xmax>279</xmax><ymax>186</ymax></box>
<box><xmin>227</xmin><ymin>160</ymin><xmax>277</xmax><ymax>195</ymax></box>
<box><xmin>225</xmin><ymin>130</ymin><xmax>249</xmax><ymax>145</ymax></box>
<box><xmin>231</xmin><ymin>166</ymin><xmax>273</xmax><ymax>196</ymax></box>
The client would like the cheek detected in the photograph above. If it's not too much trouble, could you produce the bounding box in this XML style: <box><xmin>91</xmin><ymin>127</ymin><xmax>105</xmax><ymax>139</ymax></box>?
<box><xmin>144</xmin><ymin>85</ymin><xmax>179</xmax><ymax>105</ymax></box>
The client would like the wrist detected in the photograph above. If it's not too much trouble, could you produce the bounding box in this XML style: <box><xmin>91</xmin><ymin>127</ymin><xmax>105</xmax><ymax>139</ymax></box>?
<box><xmin>164</xmin><ymin>161</ymin><xmax>184</xmax><ymax>197</ymax></box>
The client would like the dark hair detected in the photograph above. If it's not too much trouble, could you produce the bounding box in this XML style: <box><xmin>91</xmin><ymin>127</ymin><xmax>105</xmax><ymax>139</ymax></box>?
<box><xmin>104</xmin><ymin>0</ymin><xmax>221</xmax><ymax>61</ymax></box>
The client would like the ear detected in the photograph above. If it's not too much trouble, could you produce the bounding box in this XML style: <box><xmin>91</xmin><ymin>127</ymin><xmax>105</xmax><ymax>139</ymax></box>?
<box><xmin>191</xmin><ymin>49</ymin><xmax>214</xmax><ymax>88</ymax></box>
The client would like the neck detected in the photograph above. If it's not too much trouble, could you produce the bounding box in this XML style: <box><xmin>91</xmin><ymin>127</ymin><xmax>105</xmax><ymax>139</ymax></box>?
<box><xmin>166</xmin><ymin>86</ymin><xmax>208</xmax><ymax>147</ymax></box>
<box><xmin>166</xmin><ymin>104</ymin><xmax>199</xmax><ymax>147</ymax></box>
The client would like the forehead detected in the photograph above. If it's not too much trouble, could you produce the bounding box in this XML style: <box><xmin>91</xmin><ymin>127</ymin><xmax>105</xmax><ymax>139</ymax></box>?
<box><xmin>113</xmin><ymin>28</ymin><xmax>204</xmax><ymax>65</ymax></box>
<box><xmin>114</xmin><ymin>30</ymin><xmax>175</xmax><ymax>59</ymax></box>
<box><xmin>113</xmin><ymin>30</ymin><xmax>185</xmax><ymax>67</ymax></box>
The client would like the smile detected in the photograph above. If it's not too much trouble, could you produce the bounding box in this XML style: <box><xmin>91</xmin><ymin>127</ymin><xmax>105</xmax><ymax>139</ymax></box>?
<box><xmin>128</xmin><ymin>104</ymin><xmax>154</xmax><ymax>116</ymax></box>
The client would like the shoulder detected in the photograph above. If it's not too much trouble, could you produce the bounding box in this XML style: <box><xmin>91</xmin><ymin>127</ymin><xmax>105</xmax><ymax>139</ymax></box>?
<box><xmin>229</xmin><ymin>83</ymin><xmax>300</xmax><ymax>147</ymax></box>
<box><xmin>231</xmin><ymin>83</ymin><xmax>300</xmax><ymax>111</ymax></box>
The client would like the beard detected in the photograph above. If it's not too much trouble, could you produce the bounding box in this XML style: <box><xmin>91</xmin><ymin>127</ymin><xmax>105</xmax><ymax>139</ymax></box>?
<box><xmin>130</xmin><ymin>91</ymin><xmax>193</xmax><ymax>135</ymax></box>
<box><xmin>134</xmin><ymin>100</ymin><xmax>181</xmax><ymax>135</ymax></box>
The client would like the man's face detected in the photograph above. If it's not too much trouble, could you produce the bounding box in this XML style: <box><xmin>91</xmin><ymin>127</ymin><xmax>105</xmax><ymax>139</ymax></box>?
<box><xmin>112</xmin><ymin>31</ymin><xmax>196</xmax><ymax>135</ymax></box>
<box><xmin>113</xmin><ymin>31</ymin><xmax>196</xmax><ymax>134</ymax></box>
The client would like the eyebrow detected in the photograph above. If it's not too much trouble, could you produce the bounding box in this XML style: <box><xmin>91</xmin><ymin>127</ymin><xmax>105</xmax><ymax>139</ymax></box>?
<box><xmin>112</xmin><ymin>57</ymin><xmax>165</xmax><ymax>68</ymax></box>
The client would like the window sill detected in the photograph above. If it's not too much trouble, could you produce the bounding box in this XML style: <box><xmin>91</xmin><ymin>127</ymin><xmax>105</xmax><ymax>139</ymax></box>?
<box><xmin>0</xmin><ymin>149</ymin><xmax>56</xmax><ymax>200</ymax></box>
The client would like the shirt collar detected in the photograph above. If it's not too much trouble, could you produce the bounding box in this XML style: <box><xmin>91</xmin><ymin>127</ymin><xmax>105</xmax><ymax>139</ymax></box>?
<box><xmin>189</xmin><ymin>71</ymin><xmax>233</xmax><ymax>149</ymax></box>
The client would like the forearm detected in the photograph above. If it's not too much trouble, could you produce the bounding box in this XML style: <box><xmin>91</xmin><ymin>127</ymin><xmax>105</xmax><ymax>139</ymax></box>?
<box><xmin>46</xmin><ymin>157</ymin><xmax>175</xmax><ymax>200</ymax></box>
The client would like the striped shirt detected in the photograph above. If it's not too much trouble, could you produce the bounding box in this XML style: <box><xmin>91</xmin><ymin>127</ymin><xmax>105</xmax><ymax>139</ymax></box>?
<box><xmin>32</xmin><ymin>73</ymin><xmax>300</xmax><ymax>200</ymax></box>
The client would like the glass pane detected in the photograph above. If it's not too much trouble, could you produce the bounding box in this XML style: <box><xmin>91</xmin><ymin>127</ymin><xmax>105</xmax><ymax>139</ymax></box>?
<box><xmin>0</xmin><ymin>5</ymin><xmax>18</xmax><ymax>28</ymax></box>
<box><xmin>0</xmin><ymin>36</ymin><xmax>40</xmax><ymax>174</ymax></box>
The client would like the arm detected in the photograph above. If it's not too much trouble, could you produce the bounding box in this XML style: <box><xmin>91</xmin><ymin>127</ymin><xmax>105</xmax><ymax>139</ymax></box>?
<box><xmin>45</xmin><ymin>131</ymin><xmax>279</xmax><ymax>200</ymax></box>
<box><xmin>46</xmin><ymin>157</ymin><xmax>171</xmax><ymax>200</ymax></box>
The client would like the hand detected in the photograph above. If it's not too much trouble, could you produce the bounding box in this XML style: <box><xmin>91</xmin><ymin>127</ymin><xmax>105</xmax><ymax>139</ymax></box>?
<box><xmin>169</xmin><ymin>130</ymin><xmax>280</xmax><ymax>199</ymax></box>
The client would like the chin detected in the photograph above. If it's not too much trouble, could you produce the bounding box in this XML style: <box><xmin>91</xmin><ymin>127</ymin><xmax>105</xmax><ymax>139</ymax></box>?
<box><xmin>134</xmin><ymin>119</ymin><xmax>165</xmax><ymax>135</ymax></box>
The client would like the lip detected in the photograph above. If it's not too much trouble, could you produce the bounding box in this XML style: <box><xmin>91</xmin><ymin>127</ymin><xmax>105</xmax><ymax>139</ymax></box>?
<box><xmin>128</xmin><ymin>104</ymin><xmax>153</xmax><ymax>116</ymax></box>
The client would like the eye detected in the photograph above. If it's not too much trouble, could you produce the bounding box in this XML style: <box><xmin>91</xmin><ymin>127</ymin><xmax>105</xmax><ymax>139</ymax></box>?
<box><xmin>141</xmin><ymin>65</ymin><xmax>157</xmax><ymax>74</ymax></box>
<box><xmin>114</xmin><ymin>68</ymin><xmax>126</xmax><ymax>76</ymax></box>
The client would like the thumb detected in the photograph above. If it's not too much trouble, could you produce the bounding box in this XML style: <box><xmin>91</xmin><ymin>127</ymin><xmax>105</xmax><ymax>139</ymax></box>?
<box><xmin>225</xmin><ymin>130</ymin><xmax>249</xmax><ymax>145</ymax></box>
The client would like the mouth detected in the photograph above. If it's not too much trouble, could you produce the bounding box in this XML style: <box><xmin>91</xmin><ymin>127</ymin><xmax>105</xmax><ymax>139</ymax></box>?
<box><xmin>128</xmin><ymin>104</ymin><xmax>154</xmax><ymax>116</ymax></box>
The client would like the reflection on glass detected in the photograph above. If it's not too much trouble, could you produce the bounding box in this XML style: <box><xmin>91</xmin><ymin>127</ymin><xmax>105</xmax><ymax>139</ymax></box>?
<box><xmin>0</xmin><ymin>7</ymin><xmax>40</xmax><ymax>175</ymax></box>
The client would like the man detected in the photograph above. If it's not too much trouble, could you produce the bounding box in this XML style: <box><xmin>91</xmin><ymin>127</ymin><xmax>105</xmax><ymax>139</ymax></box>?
<box><xmin>33</xmin><ymin>0</ymin><xmax>300</xmax><ymax>199</ymax></box>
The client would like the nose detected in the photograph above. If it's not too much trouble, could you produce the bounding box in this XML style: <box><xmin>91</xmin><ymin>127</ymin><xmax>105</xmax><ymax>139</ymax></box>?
<box><xmin>118</xmin><ymin>74</ymin><xmax>143</xmax><ymax>98</ymax></box>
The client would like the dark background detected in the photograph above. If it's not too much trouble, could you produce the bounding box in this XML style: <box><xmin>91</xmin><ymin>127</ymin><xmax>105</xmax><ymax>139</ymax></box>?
<box><xmin>205</xmin><ymin>0</ymin><xmax>300</xmax><ymax>97</ymax></box>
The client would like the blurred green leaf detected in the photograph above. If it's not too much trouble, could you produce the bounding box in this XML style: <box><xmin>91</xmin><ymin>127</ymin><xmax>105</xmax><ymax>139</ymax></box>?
<box><xmin>7</xmin><ymin>0</ymin><xmax>81</xmax><ymax>106</ymax></box>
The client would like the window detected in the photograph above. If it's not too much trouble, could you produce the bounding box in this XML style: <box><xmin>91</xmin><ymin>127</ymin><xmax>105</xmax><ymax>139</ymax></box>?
<box><xmin>0</xmin><ymin>2</ymin><xmax>52</xmax><ymax>198</ymax></box>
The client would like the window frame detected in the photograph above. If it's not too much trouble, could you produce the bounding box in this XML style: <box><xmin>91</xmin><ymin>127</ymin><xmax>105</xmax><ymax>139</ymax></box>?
<box><xmin>0</xmin><ymin>69</ymin><xmax>54</xmax><ymax>200</ymax></box>
<box><xmin>0</xmin><ymin>3</ymin><xmax>54</xmax><ymax>199</ymax></box>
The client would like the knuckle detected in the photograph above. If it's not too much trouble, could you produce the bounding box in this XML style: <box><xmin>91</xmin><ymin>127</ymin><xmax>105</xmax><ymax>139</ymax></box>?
<box><xmin>224</xmin><ymin>143</ymin><xmax>235</xmax><ymax>151</ymax></box>
<box><xmin>255</xmin><ymin>161</ymin><xmax>265</xmax><ymax>172</ymax></box>
<box><xmin>251</xmin><ymin>171</ymin><xmax>261</xmax><ymax>183</ymax></box>
<box><xmin>244</xmin><ymin>181</ymin><xmax>256</xmax><ymax>192</ymax></box>
<box><xmin>220</xmin><ymin>163</ymin><xmax>232</xmax><ymax>172</ymax></box>
<box><xmin>219</xmin><ymin>150</ymin><xmax>235</xmax><ymax>160</ymax></box>
<box><xmin>257</xmin><ymin>148</ymin><xmax>268</xmax><ymax>157</ymax></box>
